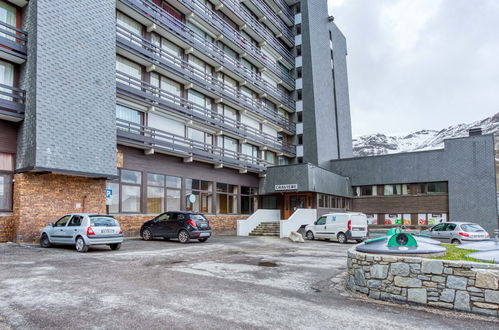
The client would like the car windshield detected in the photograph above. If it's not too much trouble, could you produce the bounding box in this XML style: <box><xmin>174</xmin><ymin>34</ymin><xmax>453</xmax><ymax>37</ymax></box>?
<box><xmin>190</xmin><ymin>214</ymin><xmax>207</xmax><ymax>222</ymax></box>
<box><xmin>90</xmin><ymin>216</ymin><xmax>118</xmax><ymax>227</ymax></box>
<box><xmin>460</xmin><ymin>224</ymin><xmax>485</xmax><ymax>232</ymax></box>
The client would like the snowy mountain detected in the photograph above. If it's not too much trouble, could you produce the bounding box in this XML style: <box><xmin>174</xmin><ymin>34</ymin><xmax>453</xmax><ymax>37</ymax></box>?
<box><xmin>353</xmin><ymin>113</ymin><xmax>499</xmax><ymax>157</ymax></box>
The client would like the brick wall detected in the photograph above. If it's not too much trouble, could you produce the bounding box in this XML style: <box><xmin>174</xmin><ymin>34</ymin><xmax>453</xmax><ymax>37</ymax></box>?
<box><xmin>12</xmin><ymin>173</ymin><xmax>106</xmax><ymax>242</ymax></box>
<box><xmin>115</xmin><ymin>214</ymin><xmax>248</xmax><ymax>237</ymax></box>
<box><xmin>0</xmin><ymin>215</ymin><xmax>16</xmax><ymax>242</ymax></box>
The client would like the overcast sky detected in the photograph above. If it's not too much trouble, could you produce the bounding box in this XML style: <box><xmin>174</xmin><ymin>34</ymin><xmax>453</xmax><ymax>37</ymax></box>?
<box><xmin>327</xmin><ymin>0</ymin><xmax>499</xmax><ymax>137</ymax></box>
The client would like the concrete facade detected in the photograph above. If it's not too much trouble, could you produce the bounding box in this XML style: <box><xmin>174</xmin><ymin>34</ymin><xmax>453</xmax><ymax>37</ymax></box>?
<box><xmin>16</xmin><ymin>0</ymin><xmax>117</xmax><ymax>177</ymax></box>
<box><xmin>330</xmin><ymin>135</ymin><xmax>498</xmax><ymax>233</ymax></box>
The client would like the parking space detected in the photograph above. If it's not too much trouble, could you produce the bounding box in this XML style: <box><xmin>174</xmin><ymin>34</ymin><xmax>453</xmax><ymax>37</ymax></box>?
<box><xmin>0</xmin><ymin>236</ymin><xmax>497</xmax><ymax>329</ymax></box>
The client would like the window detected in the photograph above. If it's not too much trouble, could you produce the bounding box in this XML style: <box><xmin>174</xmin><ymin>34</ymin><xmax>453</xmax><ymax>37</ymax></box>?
<box><xmin>316</xmin><ymin>216</ymin><xmax>326</xmax><ymax>225</ymax></box>
<box><xmin>402</xmin><ymin>184</ymin><xmax>409</xmax><ymax>195</ymax></box>
<box><xmin>296</xmin><ymin>45</ymin><xmax>302</xmax><ymax>57</ymax></box>
<box><xmin>296</xmin><ymin>24</ymin><xmax>301</xmax><ymax>35</ymax></box>
<box><xmin>296</xmin><ymin>89</ymin><xmax>302</xmax><ymax>101</ymax></box>
<box><xmin>0</xmin><ymin>2</ymin><xmax>17</xmax><ymax>41</ymax></box>
<box><xmin>188</xmin><ymin>89</ymin><xmax>213</xmax><ymax>109</ymax></box>
<box><xmin>216</xmin><ymin>183</ymin><xmax>238</xmax><ymax>214</ymax></box>
<box><xmin>106</xmin><ymin>182</ymin><xmax>120</xmax><ymax>213</ymax></box>
<box><xmin>241</xmin><ymin>143</ymin><xmax>259</xmax><ymax>163</ymax></box>
<box><xmin>265</xmin><ymin>151</ymin><xmax>276</xmax><ymax>165</ymax></box>
<box><xmin>217</xmin><ymin>136</ymin><xmax>238</xmax><ymax>158</ymax></box>
<box><xmin>151</xmin><ymin>33</ymin><xmax>182</xmax><ymax>58</ymax></box>
<box><xmin>146</xmin><ymin>173</ymin><xmax>182</xmax><ymax>213</ymax></box>
<box><xmin>150</xmin><ymin>73</ymin><xmax>182</xmax><ymax>97</ymax></box>
<box><xmin>0</xmin><ymin>60</ymin><xmax>14</xmax><ymax>101</ymax></box>
<box><xmin>278</xmin><ymin>156</ymin><xmax>289</xmax><ymax>165</ymax></box>
<box><xmin>432</xmin><ymin>223</ymin><xmax>446</xmax><ymax>232</ymax></box>
<box><xmin>384</xmin><ymin>184</ymin><xmax>401</xmax><ymax>196</ymax></box>
<box><xmin>241</xmin><ymin>186</ymin><xmax>258</xmax><ymax>214</ymax></box>
<box><xmin>116</xmin><ymin>56</ymin><xmax>142</xmax><ymax>81</ymax></box>
<box><xmin>297</xmin><ymin>112</ymin><xmax>303</xmax><ymax>123</ymax></box>
<box><xmin>358</xmin><ymin>186</ymin><xmax>375</xmax><ymax>196</ymax></box>
<box><xmin>107</xmin><ymin>169</ymin><xmax>142</xmax><ymax>214</ymax></box>
<box><xmin>0</xmin><ymin>153</ymin><xmax>13</xmax><ymax>211</ymax></box>
<box><xmin>116</xmin><ymin>104</ymin><xmax>142</xmax><ymax>125</ymax></box>
<box><xmin>68</xmin><ymin>216</ymin><xmax>83</xmax><ymax>227</ymax></box>
<box><xmin>428</xmin><ymin>182</ymin><xmax>447</xmax><ymax>194</ymax></box>
<box><xmin>54</xmin><ymin>215</ymin><xmax>71</xmax><ymax>227</ymax></box>
<box><xmin>117</xmin><ymin>11</ymin><xmax>143</xmax><ymax>36</ymax></box>
<box><xmin>152</xmin><ymin>0</ymin><xmax>185</xmax><ymax>21</ymax></box>
<box><xmin>297</xmin><ymin>134</ymin><xmax>303</xmax><ymax>145</ymax></box>
<box><xmin>417</xmin><ymin>183</ymin><xmax>426</xmax><ymax>194</ymax></box>
<box><xmin>186</xmin><ymin>179</ymin><xmax>212</xmax><ymax>213</ymax></box>
<box><xmin>296</xmin><ymin>67</ymin><xmax>302</xmax><ymax>79</ymax></box>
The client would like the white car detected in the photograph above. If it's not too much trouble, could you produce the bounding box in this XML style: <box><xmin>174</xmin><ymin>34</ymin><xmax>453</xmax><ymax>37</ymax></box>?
<box><xmin>305</xmin><ymin>212</ymin><xmax>368</xmax><ymax>243</ymax></box>
<box><xmin>40</xmin><ymin>213</ymin><xmax>123</xmax><ymax>252</ymax></box>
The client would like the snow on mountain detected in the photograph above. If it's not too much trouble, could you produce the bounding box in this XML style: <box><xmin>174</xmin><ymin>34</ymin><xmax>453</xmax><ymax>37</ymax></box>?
<box><xmin>353</xmin><ymin>113</ymin><xmax>499</xmax><ymax>157</ymax></box>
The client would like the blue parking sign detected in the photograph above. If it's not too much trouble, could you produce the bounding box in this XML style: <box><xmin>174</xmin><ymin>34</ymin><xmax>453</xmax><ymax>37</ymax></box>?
<box><xmin>106</xmin><ymin>189</ymin><xmax>112</xmax><ymax>198</ymax></box>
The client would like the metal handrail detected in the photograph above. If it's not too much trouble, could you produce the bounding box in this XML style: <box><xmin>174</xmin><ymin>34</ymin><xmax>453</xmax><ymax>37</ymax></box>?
<box><xmin>184</xmin><ymin>0</ymin><xmax>293</xmax><ymax>64</ymax></box>
<box><xmin>0</xmin><ymin>83</ymin><xmax>26</xmax><ymax>102</ymax></box>
<box><xmin>116</xmin><ymin>70</ymin><xmax>295</xmax><ymax>154</ymax></box>
<box><xmin>245</xmin><ymin>0</ymin><xmax>293</xmax><ymax>37</ymax></box>
<box><xmin>117</xmin><ymin>25</ymin><xmax>295</xmax><ymax>131</ymax></box>
<box><xmin>121</xmin><ymin>0</ymin><xmax>294</xmax><ymax>86</ymax></box>
<box><xmin>116</xmin><ymin>118</ymin><xmax>268</xmax><ymax>172</ymax></box>
<box><xmin>0</xmin><ymin>21</ymin><xmax>28</xmax><ymax>54</ymax></box>
<box><xmin>222</xmin><ymin>0</ymin><xmax>293</xmax><ymax>48</ymax></box>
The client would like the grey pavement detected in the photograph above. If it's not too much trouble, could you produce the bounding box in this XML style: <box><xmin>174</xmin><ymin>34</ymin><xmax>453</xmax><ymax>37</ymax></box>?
<box><xmin>0</xmin><ymin>236</ymin><xmax>497</xmax><ymax>329</ymax></box>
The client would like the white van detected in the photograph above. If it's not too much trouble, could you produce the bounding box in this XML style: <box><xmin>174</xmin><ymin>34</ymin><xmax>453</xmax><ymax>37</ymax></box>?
<box><xmin>304</xmin><ymin>212</ymin><xmax>368</xmax><ymax>243</ymax></box>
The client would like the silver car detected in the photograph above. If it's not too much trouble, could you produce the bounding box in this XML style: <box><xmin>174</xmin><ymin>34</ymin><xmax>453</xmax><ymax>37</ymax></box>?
<box><xmin>40</xmin><ymin>213</ymin><xmax>123</xmax><ymax>252</ymax></box>
<box><xmin>421</xmin><ymin>222</ymin><xmax>490</xmax><ymax>244</ymax></box>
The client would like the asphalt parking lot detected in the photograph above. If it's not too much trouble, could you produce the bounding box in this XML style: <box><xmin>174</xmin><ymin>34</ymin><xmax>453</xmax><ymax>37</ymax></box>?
<box><xmin>0</xmin><ymin>236</ymin><xmax>498</xmax><ymax>330</ymax></box>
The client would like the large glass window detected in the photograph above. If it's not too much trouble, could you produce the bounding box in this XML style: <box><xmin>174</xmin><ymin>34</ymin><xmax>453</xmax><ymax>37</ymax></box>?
<box><xmin>0</xmin><ymin>2</ymin><xmax>16</xmax><ymax>41</ymax></box>
<box><xmin>146</xmin><ymin>173</ymin><xmax>182</xmax><ymax>213</ymax></box>
<box><xmin>265</xmin><ymin>151</ymin><xmax>276</xmax><ymax>165</ymax></box>
<box><xmin>116</xmin><ymin>56</ymin><xmax>142</xmax><ymax>81</ymax></box>
<box><xmin>0</xmin><ymin>60</ymin><xmax>14</xmax><ymax>101</ymax></box>
<box><xmin>216</xmin><ymin>183</ymin><xmax>238</xmax><ymax>214</ymax></box>
<box><xmin>0</xmin><ymin>153</ymin><xmax>13</xmax><ymax>211</ymax></box>
<box><xmin>384</xmin><ymin>184</ymin><xmax>401</xmax><ymax>196</ymax></box>
<box><xmin>186</xmin><ymin>179</ymin><xmax>212</xmax><ymax>213</ymax></box>
<box><xmin>107</xmin><ymin>169</ymin><xmax>142</xmax><ymax>213</ymax></box>
<box><xmin>116</xmin><ymin>104</ymin><xmax>142</xmax><ymax>125</ymax></box>
<box><xmin>241</xmin><ymin>186</ymin><xmax>258</xmax><ymax>214</ymax></box>
<box><xmin>150</xmin><ymin>73</ymin><xmax>181</xmax><ymax>97</ymax></box>
<box><xmin>117</xmin><ymin>11</ymin><xmax>143</xmax><ymax>36</ymax></box>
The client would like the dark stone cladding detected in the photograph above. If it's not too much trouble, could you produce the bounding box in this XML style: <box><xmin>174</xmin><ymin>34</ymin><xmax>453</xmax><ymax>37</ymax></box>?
<box><xmin>329</xmin><ymin>135</ymin><xmax>498</xmax><ymax>233</ymax></box>
<box><xmin>16</xmin><ymin>0</ymin><xmax>117</xmax><ymax>177</ymax></box>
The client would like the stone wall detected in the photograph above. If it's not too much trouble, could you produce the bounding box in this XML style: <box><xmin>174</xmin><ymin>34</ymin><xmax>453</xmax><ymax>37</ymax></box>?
<box><xmin>347</xmin><ymin>247</ymin><xmax>499</xmax><ymax>317</ymax></box>
<box><xmin>114</xmin><ymin>214</ymin><xmax>247</xmax><ymax>237</ymax></box>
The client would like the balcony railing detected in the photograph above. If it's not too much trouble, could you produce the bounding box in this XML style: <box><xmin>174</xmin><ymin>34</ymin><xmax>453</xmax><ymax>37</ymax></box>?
<box><xmin>120</xmin><ymin>0</ymin><xmax>294</xmax><ymax>86</ymax></box>
<box><xmin>117</xmin><ymin>25</ymin><xmax>295</xmax><ymax>132</ymax></box>
<box><xmin>245</xmin><ymin>0</ymin><xmax>293</xmax><ymax>39</ymax></box>
<box><xmin>0</xmin><ymin>83</ymin><xmax>26</xmax><ymax>119</ymax></box>
<box><xmin>0</xmin><ymin>21</ymin><xmax>27</xmax><ymax>59</ymax></box>
<box><xmin>271</xmin><ymin>0</ymin><xmax>294</xmax><ymax>23</ymax></box>
<box><xmin>116</xmin><ymin>70</ymin><xmax>296</xmax><ymax>155</ymax></box>
<box><xmin>117</xmin><ymin>118</ymin><xmax>267</xmax><ymax>172</ymax></box>
<box><xmin>221</xmin><ymin>0</ymin><xmax>293</xmax><ymax>49</ymax></box>
<box><xmin>179</xmin><ymin>0</ymin><xmax>293</xmax><ymax>64</ymax></box>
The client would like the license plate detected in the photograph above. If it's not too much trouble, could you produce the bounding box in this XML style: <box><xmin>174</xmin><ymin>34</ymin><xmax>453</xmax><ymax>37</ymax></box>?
<box><xmin>101</xmin><ymin>229</ymin><xmax>115</xmax><ymax>234</ymax></box>
<box><xmin>199</xmin><ymin>233</ymin><xmax>210</xmax><ymax>237</ymax></box>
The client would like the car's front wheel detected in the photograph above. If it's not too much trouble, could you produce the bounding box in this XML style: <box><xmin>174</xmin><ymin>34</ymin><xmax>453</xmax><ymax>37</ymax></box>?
<box><xmin>110</xmin><ymin>243</ymin><xmax>121</xmax><ymax>250</ymax></box>
<box><xmin>306</xmin><ymin>231</ymin><xmax>315</xmax><ymax>240</ymax></box>
<box><xmin>337</xmin><ymin>232</ymin><xmax>347</xmax><ymax>244</ymax></box>
<box><xmin>40</xmin><ymin>234</ymin><xmax>51</xmax><ymax>248</ymax></box>
<box><xmin>142</xmin><ymin>228</ymin><xmax>152</xmax><ymax>241</ymax></box>
<box><xmin>75</xmin><ymin>237</ymin><xmax>89</xmax><ymax>253</ymax></box>
<box><xmin>178</xmin><ymin>230</ymin><xmax>190</xmax><ymax>244</ymax></box>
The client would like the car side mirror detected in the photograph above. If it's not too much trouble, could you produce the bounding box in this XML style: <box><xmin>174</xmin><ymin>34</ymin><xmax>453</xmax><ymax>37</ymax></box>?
<box><xmin>314</xmin><ymin>221</ymin><xmax>318</xmax><ymax>225</ymax></box>
<box><xmin>48</xmin><ymin>222</ymin><xmax>54</xmax><ymax>227</ymax></box>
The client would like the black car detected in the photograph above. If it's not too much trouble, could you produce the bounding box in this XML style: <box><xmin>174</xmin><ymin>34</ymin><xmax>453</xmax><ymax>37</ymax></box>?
<box><xmin>140</xmin><ymin>211</ymin><xmax>212</xmax><ymax>243</ymax></box>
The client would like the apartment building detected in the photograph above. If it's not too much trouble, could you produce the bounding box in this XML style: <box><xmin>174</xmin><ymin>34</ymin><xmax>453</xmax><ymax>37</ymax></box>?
<box><xmin>0</xmin><ymin>0</ymin><xmax>496</xmax><ymax>243</ymax></box>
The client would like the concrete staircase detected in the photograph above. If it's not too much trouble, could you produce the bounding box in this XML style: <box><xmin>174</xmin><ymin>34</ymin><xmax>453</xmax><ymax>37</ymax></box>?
<box><xmin>249</xmin><ymin>222</ymin><xmax>280</xmax><ymax>236</ymax></box>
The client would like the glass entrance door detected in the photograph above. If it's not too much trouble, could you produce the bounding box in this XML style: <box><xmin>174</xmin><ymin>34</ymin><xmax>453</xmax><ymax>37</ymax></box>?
<box><xmin>283</xmin><ymin>194</ymin><xmax>313</xmax><ymax>219</ymax></box>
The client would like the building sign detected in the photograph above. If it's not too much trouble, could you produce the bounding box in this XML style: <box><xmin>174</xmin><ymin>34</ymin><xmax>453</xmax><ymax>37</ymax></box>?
<box><xmin>275</xmin><ymin>184</ymin><xmax>298</xmax><ymax>191</ymax></box>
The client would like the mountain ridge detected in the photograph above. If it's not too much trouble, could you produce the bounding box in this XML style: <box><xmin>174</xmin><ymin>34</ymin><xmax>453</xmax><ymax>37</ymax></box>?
<box><xmin>353</xmin><ymin>113</ymin><xmax>499</xmax><ymax>157</ymax></box>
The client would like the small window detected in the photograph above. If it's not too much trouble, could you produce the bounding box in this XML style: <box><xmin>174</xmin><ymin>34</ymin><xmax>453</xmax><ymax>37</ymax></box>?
<box><xmin>445</xmin><ymin>223</ymin><xmax>456</xmax><ymax>231</ymax></box>
<box><xmin>68</xmin><ymin>216</ymin><xmax>83</xmax><ymax>227</ymax></box>
<box><xmin>316</xmin><ymin>216</ymin><xmax>327</xmax><ymax>225</ymax></box>
<box><xmin>297</xmin><ymin>112</ymin><xmax>303</xmax><ymax>123</ymax></box>
<box><xmin>296</xmin><ymin>67</ymin><xmax>302</xmax><ymax>79</ymax></box>
<box><xmin>296</xmin><ymin>45</ymin><xmax>302</xmax><ymax>57</ymax></box>
<box><xmin>432</xmin><ymin>223</ymin><xmax>446</xmax><ymax>231</ymax></box>
<box><xmin>156</xmin><ymin>213</ymin><xmax>171</xmax><ymax>221</ymax></box>
<box><xmin>90</xmin><ymin>216</ymin><xmax>118</xmax><ymax>227</ymax></box>
<box><xmin>55</xmin><ymin>215</ymin><xmax>71</xmax><ymax>227</ymax></box>
<box><xmin>428</xmin><ymin>182</ymin><xmax>447</xmax><ymax>194</ymax></box>
<box><xmin>297</xmin><ymin>134</ymin><xmax>303</xmax><ymax>145</ymax></box>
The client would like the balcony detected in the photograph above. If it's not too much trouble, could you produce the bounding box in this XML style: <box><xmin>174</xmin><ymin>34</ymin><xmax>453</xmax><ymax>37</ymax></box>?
<box><xmin>270</xmin><ymin>0</ymin><xmax>294</xmax><ymax>24</ymax></box>
<box><xmin>0</xmin><ymin>83</ymin><xmax>25</xmax><ymax>122</ymax></box>
<box><xmin>0</xmin><ymin>21</ymin><xmax>27</xmax><ymax>64</ymax></box>
<box><xmin>117</xmin><ymin>118</ymin><xmax>267</xmax><ymax>173</ymax></box>
<box><xmin>117</xmin><ymin>25</ymin><xmax>295</xmax><ymax>132</ymax></box>
<box><xmin>119</xmin><ymin>0</ymin><xmax>294</xmax><ymax>87</ymax></box>
<box><xmin>116</xmin><ymin>70</ymin><xmax>296</xmax><ymax>155</ymax></box>
<box><xmin>217</xmin><ymin>0</ymin><xmax>294</xmax><ymax>51</ymax></box>
<box><xmin>241</xmin><ymin>0</ymin><xmax>294</xmax><ymax>42</ymax></box>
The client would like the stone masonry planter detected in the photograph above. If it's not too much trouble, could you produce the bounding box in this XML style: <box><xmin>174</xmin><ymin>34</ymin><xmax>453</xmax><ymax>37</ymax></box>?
<box><xmin>347</xmin><ymin>246</ymin><xmax>499</xmax><ymax>317</ymax></box>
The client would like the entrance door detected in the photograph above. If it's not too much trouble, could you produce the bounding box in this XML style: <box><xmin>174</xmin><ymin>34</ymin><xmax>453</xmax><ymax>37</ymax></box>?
<box><xmin>283</xmin><ymin>194</ymin><xmax>312</xmax><ymax>219</ymax></box>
